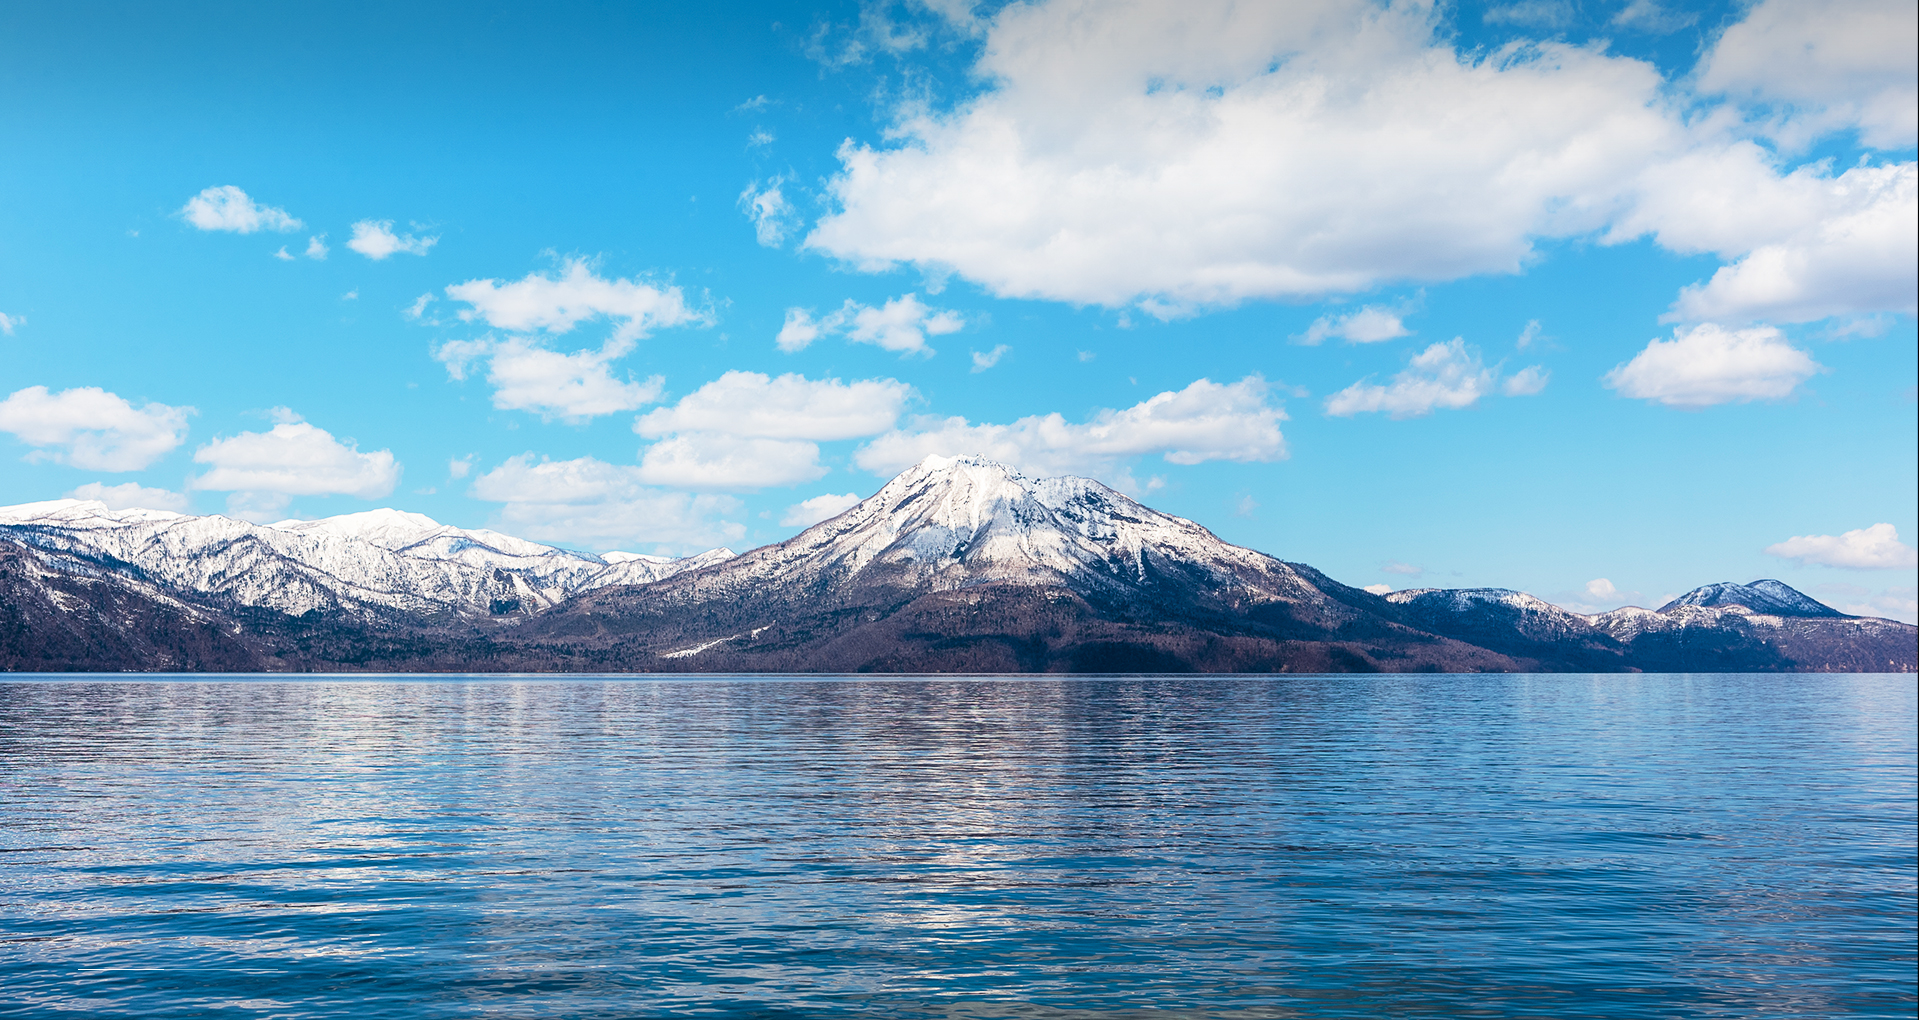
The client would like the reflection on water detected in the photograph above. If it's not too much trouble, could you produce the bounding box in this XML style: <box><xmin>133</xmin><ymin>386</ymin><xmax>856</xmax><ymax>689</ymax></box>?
<box><xmin>0</xmin><ymin>674</ymin><xmax>1912</xmax><ymax>1018</ymax></box>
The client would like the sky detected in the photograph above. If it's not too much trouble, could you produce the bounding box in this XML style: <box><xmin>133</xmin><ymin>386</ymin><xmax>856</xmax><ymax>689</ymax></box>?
<box><xmin>0</xmin><ymin>0</ymin><xmax>1914</xmax><ymax>621</ymax></box>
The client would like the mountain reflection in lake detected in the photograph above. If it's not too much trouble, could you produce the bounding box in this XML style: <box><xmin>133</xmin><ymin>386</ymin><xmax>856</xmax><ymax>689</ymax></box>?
<box><xmin>1</xmin><ymin>674</ymin><xmax>1912</xmax><ymax>1019</ymax></box>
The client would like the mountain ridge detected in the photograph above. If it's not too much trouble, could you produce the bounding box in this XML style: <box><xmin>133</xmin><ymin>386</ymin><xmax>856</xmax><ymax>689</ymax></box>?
<box><xmin>2</xmin><ymin>456</ymin><xmax>1912</xmax><ymax>673</ymax></box>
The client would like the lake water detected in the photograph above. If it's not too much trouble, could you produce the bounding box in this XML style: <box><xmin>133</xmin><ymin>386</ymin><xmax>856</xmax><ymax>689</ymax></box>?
<box><xmin>0</xmin><ymin>674</ymin><xmax>1912</xmax><ymax>1019</ymax></box>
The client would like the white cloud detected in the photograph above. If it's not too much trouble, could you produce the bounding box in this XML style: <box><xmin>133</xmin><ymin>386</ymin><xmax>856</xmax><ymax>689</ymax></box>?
<box><xmin>347</xmin><ymin>219</ymin><xmax>438</xmax><ymax>260</ymax></box>
<box><xmin>1697</xmin><ymin>0</ymin><xmax>1917</xmax><ymax>151</ymax></box>
<box><xmin>1604</xmin><ymin>323</ymin><xmax>1821</xmax><ymax>407</ymax></box>
<box><xmin>446</xmin><ymin>258</ymin><xmax>706</xmax><ymax>341</ymax></box>
<box><xmin>304</xmin><ymin>235</ymin><xmax>328</xmax><ymax>260</ymax></box>
<box><xmin>1665</xmin><ymin>163</ymin><xmax>1917</xmax><ymax>324</ymax></box>
<box><xmin>1299</xmin><ymin>306</ymin><xmax>1410</xmax><ymax>345</ymax></box>
<box><xmin>470</xmin><ymin>454</ymin><xmax>745</xmax><ymax>552</ymax></box>
<box><xmin>1324</xmin><ymin>339</ymin><xmax>1497</xmax><ymax>418</ymax></box>
<box><xmin>971</xmin><ymin>344</ymin><xmax>1011</xmax><ymax>372</ymax></box>
<box><xmin>1766</xmin><ymin>523</ymin><xmax>1919</xmax><ymax>569</ymax></box>
<box><xmin>1585</xmin><ymin>578</ymin><xmax>1619</xmax><ymax>600</ymax></box>
<box><xmin>1382</xmin><ymin>561</ymin><xmax>1423</xmax><ymax>576</ymax></box>
<box><xmin>224</xmin><ymin>491</ymin><xmax>292</xmax><ymax>524</ymax></box>
<box><xmin>273</xmin><ymin>246</ymin><xmax>294</xmax><ymax>261</ymax></box>
<box><xmin>635</xmin><ymin>371</ymin><xmax>913</xmax><ymax>440</ymax></box>
<box><xmin>448</xmin><ymin>455</ymin><xmax>475</xmax><ymax>479</ymax></box>
<box><xmin>0</xmin><ymin>312</ymin><xmax>20</xmax><ymax>335</ymax></box>
<box><xmin>1825</xmin><ymin>585</ymin><xmax>1918</xmax><ymax>624</ymax></box>
<box><xmin>1363</xmin><ymin>583</ymin><xmax>1393</xmax><ymax>595</ymax></box>
<box><xmin>437</xmin><ymin>336</ymin><xmax>665</xmax><ymax>422</ymax></box>
<box><xmin>802</xmin><ymin>0</ymin><xmax>1914</xmax><ymax>327</ymax></box>
<box><xmin>191</xmin><ymin>416</ymin><xmax>400</xmax><ymax>500</ymax></box>
<box><xmin>1501</xmin><ymin>365</ymin><xmax>1550</xmax><ymax>396</ymax></box>
<box><xmin>806</xmin><ymin>1</ymin><xmax>1688</xmax><ymax>309</ymax></box>
<box><xmin>436</xmin><ymin>260</ymin><xmax>709</xmax><ymax>421</ymax></box>
<box><xmin>782</xmin><ymin>492</ymin><xmax>863</xmax><ymax>527</ymax></box>
<box><xmin>1515</xmin><ymin>319</ymin><xmax>1541</xmax><ymax>349</ymax></box>
<box><xmin>777</xmin><ymin>294</ymin><xmax>964</xmax><ymax>355</ymax></box>
<box><xmin>0</xmin><ymin>385</ymin><xmax>192</xmax><ymax>471</ymax></box>
<box><xmin>404</xmin><ymin>294</ymin><xmax>434</xmax><ymax>320</ymax></box>
<box><xmin>1611</xmin><ymin>0</ymin><xmax>1696</xmax><ymax>32</ymax></box>
<box><xmin>855</xmin><ymin>375</ymin><xmax>1287</xmax><ymax>484</ymax></box>
<box><xmin>740</xmin><ymin>179</ymin><xmax>800</xmax><ymax>246</ymax></box>
<box><xmin>638</xmin><ymin>434</ymin><xmax>827</xmax><ymax>491</ymax></box>
<box><xmin>179</xmin><ymin>186</ymin><xmax>302</xmax><ymax>233</ymax></box>
<box><xmin>1483</xmin><ymin>0</ymin><xmax>1574</xmax><ymax>28</ymax></box>
<box><xmin>776</xmin><ymin>308</ymin><xmax>823</xmax><ymax>352</ymax></box>
<box><xmin>629</xmin><ymin>372</ymin><xmax>914</xmax><ymax>491</ymax></box>
<box><xmin>67</xmin><ymin>481</ymin><xmax>189</xmax><ymax>513</ymax></box>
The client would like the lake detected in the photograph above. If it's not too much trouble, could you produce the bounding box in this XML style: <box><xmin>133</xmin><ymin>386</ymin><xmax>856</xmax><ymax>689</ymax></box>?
<box><xmin>1</xmin><ymin>674</ymin><xmax>1912</xmax><ymax>1018</ymax></box>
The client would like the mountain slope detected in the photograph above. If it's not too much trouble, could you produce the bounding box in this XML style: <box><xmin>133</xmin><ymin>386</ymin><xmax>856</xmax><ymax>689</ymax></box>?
<box><xmin>0</xmin><ymin>500</ymin><xmax>732</xmax><ymax>619</ymax></box>
<box><xmin>520</xmin><ymin>457</ymin><xmax>1566</xmax><ymax>671</ymax></box>
<box><xmin>1388</xmin><ymin>581</ymin><xmax>1915</xmax><ymax>673</ymax></box>
<box><xmin>2</xmin><ymin>458</ymin><xmax>1911</xmax><ymax>673</ymax></box>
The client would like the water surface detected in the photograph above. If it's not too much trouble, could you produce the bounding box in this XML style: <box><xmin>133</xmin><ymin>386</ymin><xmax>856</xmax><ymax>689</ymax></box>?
<box><xmin>1</xmin><ymin>674</ymin><xmax>1913</xmax><ymax>1018</ymax></box>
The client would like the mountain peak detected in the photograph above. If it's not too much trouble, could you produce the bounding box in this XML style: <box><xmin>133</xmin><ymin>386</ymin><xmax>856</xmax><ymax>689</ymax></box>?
<box><xmin>1659</xmin><ymin>579</ymin><xmax>1845</xmax><ymax>618</ymax></box>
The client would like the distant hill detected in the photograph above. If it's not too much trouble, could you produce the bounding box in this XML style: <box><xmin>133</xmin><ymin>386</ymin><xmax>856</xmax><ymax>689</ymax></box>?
<box><xmin>3</xmin><ymin>457</ymin><xmax>1912</xmax><ymax>673</ymax></box>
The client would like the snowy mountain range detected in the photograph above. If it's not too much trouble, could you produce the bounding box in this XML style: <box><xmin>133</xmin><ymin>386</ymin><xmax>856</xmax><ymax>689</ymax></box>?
<box><xmin>0</xmin><ymin>499</ymin><xmax>733</xmax><ymax>618</ymax></box>
<box><xmin>1</xmin><ymin>456</ymin><xmax>1912</xmax><ymax>673</ymax></box>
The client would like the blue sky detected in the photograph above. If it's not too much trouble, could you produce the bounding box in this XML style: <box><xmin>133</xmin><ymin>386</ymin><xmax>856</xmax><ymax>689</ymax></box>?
<box><xmin>1</xmin><ymin>0</ymin><xmax>1914</xmax><ymax>620</ymax></box>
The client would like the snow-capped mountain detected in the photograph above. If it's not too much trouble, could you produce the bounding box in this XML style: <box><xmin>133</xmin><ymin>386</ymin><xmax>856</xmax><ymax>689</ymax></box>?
<box><xmin>616</xmin><ymin>454</ymin><xmax>1341</xmax><ymax>610</ymax></box>
<box><xmin>1656</xmin><ymin>579</ymin><xmax>1845</xmax><ymax>618</ymax></box>
<box><xmin>1</xmin><ymin>456</ymin><xmax>1911</xmax><ymax>673</ymax></box>
<box><xmin>0</xmin><ymin>500</ymin><xmax>733</xmax><ymax>618</ymax></box>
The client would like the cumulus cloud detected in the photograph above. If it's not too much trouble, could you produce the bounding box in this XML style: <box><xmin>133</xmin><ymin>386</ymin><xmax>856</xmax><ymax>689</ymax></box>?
<box><xmin>807</xmin><ymin>1</ymin><xmax>1681</xmax><ymax>308</ymax></box>
<box><xmin>637</xmin><ymin>434</ymin><xmax>828</xmax><ymax>490</ymax></box>
<box><xmin>179</xmin><ymin>185</ymin><xmax>302</xmax><ymax>233</ymax></box>
<box><xmin>636</xmin><ymin>372</ymin><xmax>913</xmax><ymax>441</ymax></box>
<box><xmin>740</xmin><ymin>178</ymin><xmax>800</xmax><ymax>246</ymax></box>
<box><xmin>0</xmin><ymin>385</ymin><xmax>192</xmax><ymax>471</ymax></box>
<box><xmin>1697</xmin><ymin>0</ymin><xmax>1917</xmax><ymax>151</ymax></box>
<box><xmin>630</xmin><ymin>372</ymin><xmax>915</xmax><ymax>491</ymax></box>
<box><xmin>436</xmin><ymin>336</ymin><xmax>665</xmax><ymax>422</ymax></box>
<box><xmin>436</xmin><ymin>259</ymin><xmax>709</xmax><ymax>421</ymax></box>
<box><xmin>1501</xmin><ymin>365</ymin><xmax>1550</xmax><ymax>396</ymax></box>
<box><xmin>1766</xmin><ymin>523</ymin><xmax>1919</xmax><ymax>569</ymax></box>
<box><xmin>1362</xmin><ymin>583</ymin><xmax>1393</xmax><ymax>595</ymax></box>
<box><xmin>855</xmin><ymin>375</ymin><xmax>1287</xmax><ymax>484</ymax></box>
<box><xmin>1585</xmin><ymin>578</ymin><xmax>1619</xmax><ymax>600</ymax></box>
<box><xmin>1299</xmin><ymin>306</ymin><xmax>1410</xmax><ymax>345</ymax></box>
<box><xmin>446</xmin><ymin>258</ymin><xmax>706</xmax><ymax>340</ymax></box>
<box><xmin>470</xmin><ymin>454</ymin><xmax>745</xmax><ymax>552</ymax></box>
<box><xmin>304</xmin><ymin>235</ymin><xmax>329</xmax><ymax>260</ymax></box>
<box><xmin>67</xmin><ymin>481</ymin><xmax>190</xmax><ymax>513</ymax></box>
<box><xmin>802</xmin><ymin>0</ymin><xmax>1914</xmax><ymax>326</ymax></box>
<box><xmin>1324</xmin><ymin>339</ymin><xmax>1536</xmax><ymax>418</ymax></box>
<box><xmin>1604</xmin><ymin>323</ymin><xmax>1821</xmax><ymax>407</ymax></box>
<box><xmin>0</xmin><ymin>312</ymin><xmax>20</xmax><ymax>335</ymax></box>
<box><xmin>776</xmin><ymin>294</ymin><xmax>964</xmax><ymax>355</ymax></box>
<box><xmin>190</xmin><ymin>416</ymin><xmax>400</xmax><ymax>502</ymax></box>
<box><xmin>782</xmin><ymin>492</ymin><xmax>863</xmax><ymax>527</ymax></box>
<box><xmin>971</xmin><ymin>344</ymin><xmax>1011</xmax><ymax>371</ymax></box>
<box><xmin>347</xmin><ymin>219</ymin><xmax>438</xmax><ymax>259</ymax></box>
<box><xmin>1665</xmin><ymin>163</ymin><xmax>1916</xmax><ymax>324</ymax></box>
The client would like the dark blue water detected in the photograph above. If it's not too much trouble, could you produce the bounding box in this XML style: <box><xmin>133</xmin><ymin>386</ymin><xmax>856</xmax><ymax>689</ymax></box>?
<box><xmin>0</xmin><ymin>674</ymin><xmax>1912</xmax><ymax>1018</ymax></box>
